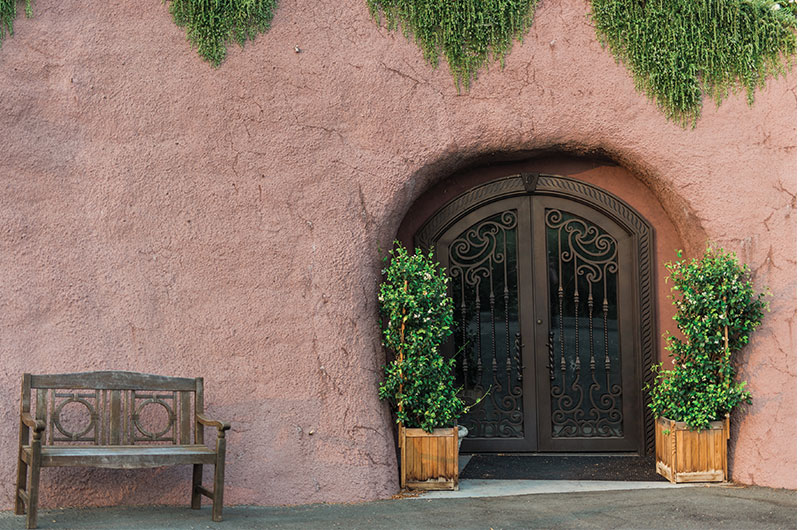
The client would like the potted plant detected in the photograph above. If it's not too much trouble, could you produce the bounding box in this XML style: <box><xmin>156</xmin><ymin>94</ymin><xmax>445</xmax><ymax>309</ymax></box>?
<box><xmin>378</xmin><ymin>242</ymin><xmax>465</xmax><ymax>491</ymax></box>
<box><xmin>648</xmin><ymin>247</ymin><xmax>767</xmax><ymax>483</ymax></box>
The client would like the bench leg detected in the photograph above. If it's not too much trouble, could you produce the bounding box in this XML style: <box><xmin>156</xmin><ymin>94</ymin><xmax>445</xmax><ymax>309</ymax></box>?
<box><xmin>15</xmin><ymin>447</ymin><xmax>27</xmax><ymax>515</ymax></box>
<box><xmin>26</xmin><ymin>438</ymin><xmax>42</xmax><ymax>530</ymax></box>
<box><xmin>212</xmin><ymin>434</ymin><xmax>226</xmax><ymax>522</ymax></box>
<box><xmin>191</xmin><ymin>464</ymin><xmax>202</xmax><ymax>510</ymax></box>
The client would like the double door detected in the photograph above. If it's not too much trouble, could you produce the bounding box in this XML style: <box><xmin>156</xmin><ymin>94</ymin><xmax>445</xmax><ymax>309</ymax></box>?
<box><xmin>434</xmin><ymin>194</ymin><xmax>642</xmax><ymax>453</ymax></box>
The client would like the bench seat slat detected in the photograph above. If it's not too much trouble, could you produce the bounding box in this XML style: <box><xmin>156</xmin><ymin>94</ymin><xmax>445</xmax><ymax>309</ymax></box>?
<box><xmin>21</xmin><ymin>445</ymin><xmax>216</xmax><ymax>469</ymax></box>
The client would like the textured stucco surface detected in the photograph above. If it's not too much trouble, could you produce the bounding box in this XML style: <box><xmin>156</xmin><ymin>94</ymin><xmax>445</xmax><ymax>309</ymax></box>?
<box><xmin>0</xmin><ymin>0</ymin><xmax>795</xmax><ymax>509</ymax></box>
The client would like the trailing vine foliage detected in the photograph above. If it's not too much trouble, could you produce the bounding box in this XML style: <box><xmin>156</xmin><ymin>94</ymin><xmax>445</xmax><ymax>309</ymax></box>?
<box><xmin>366</xmin><ymin>0</ymin><xmax>539</xmax><ymax>90</ymax></box>
<box><xmin>169</xmin><ymin>0</ymin><xmax>277</xmax><ymax>66</ymax></box>
<box><xmin>647</xmin><ymin>248</ymin><xmax>767</xmax><ymax>430</ymax></box>
<box><xmin>0</xmin><ymin>0</ymin><xmax>32</xmax><ymax>49</ymax></box>
<box><xmin>591</xmin><ymin>0</ymin><xmax>797</xmax><ymax>127</ymax></box>
<box><xmin>378</xmin><ymin>243</ymin><xmax>465</xmax><ymax>433</ymax></box>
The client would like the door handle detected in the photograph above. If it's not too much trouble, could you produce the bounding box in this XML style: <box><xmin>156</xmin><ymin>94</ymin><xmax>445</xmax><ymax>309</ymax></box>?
<box><xmin>548</xmin><ymin>330</ymin><xmax>555</xmax><ymax>381</ymax></box>
<box><xmin>514</xmin><ymin>333</ymin><xmax>524</xmax><ymax>381</ymax></box>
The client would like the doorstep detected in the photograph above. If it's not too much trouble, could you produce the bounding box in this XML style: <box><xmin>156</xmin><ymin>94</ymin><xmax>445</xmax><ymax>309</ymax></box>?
<box><xmin>412</xmin><ymin>478</ymin><xmax>700</xmax><ymax>499</ymax></box>
<box><xmin>410</xmin><ymin>454</ymin><xmax>701</xmax><ymax>500</ymax></box>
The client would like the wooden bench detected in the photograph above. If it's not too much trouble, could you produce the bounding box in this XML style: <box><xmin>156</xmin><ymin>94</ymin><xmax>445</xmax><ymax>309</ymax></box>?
<box><xmin>15</xmin><ymin>371</ymin><xmax>230</xmax><ymax>529</ymax></box>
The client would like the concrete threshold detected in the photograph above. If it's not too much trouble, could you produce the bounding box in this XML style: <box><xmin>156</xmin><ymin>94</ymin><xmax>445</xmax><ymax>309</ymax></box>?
<box><xmin>412</xmin><ymin>454</ymin><xmax>698</xmax><ymax>499</ymax></box>
<box><xmin>414</xmin><ymin>478</ymin><xmax>698</xmax><ymax>499</ymax></box>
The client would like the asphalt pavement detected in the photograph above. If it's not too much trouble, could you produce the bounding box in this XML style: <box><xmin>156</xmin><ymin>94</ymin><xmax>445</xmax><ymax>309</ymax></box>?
<box><xmin>0</xmin><ymin>481</ymin><xmax>795</xmax><ymax>529</ymax></box>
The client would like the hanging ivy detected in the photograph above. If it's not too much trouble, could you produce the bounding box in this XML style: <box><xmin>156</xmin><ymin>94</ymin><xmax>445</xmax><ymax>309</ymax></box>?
<box><xmin>591</xmin><ymin>0</ymin><xmax>797</xmax><ymax>127</ymax></box>
<box><xmin>0</xmin><ymin>0</ymin><xmax>32</xmax><ymax>48</ymax></box>
<box><xmin>366</xmin><ymin>0</ymin><xmax>539</xmax><ymax>90</ymax></box>
<box><xmin>169</xmin><ymin>0</ymin><xmax>278</xmax><ymax>66</ymax></box>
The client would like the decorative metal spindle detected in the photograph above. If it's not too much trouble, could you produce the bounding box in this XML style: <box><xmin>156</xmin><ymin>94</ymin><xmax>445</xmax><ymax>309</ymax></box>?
<box><xmin>475</xmin><ymin>281</ymin><xmax>482</xmax><ymax>375</ymax></box>
<box><xmin>505</xmin><ymin>302</ymin><xmax>512</xmax><ymax>376</ymax></box>
<box><xmin>490</xmin><ymin>265</ymin><xmax>497</xmax><ymax>374</ymax></box>
<box><xmin>588</xmin><ymin>282</ymin><xmax>595</xmax><ymax>371</ymax></box>
<box><xmin>460</xmin><ymin>275</ymin><xmax>468</xmax><ymax>386</ymax></box>
<box><xmin>603</xmin><ymin>297</ymin><xmax>610</xmax><ymax>370</ymax></box>
<box><xmin>559</xmin><ymin>285</ymin><xmax>566</xmax><ymax>372</ymax></box>
<box><xmin>504</xmin><ymin>231</ymin><xmax>511</xmax><ymax>376</ymax></box>
<box><xmin>574</xmin><ymin>261</ymin><xmax>580</xmax><ymax>371</ymax></box>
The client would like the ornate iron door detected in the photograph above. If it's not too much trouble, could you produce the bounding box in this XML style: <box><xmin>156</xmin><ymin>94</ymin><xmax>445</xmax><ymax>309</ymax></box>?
<box><xmin>435</xmin><ymin>197</ymin><xmax>537</xmax><ymax>452</ymax></box>
<box><xmin>532</xmin><ymin>197</ymin><xmax>641</xmax><ymax>452</ymax></box>
<box><xmin>418</xmin><ymin>174</ymin><xmax>652</xmax><ymax>455</ymax></box>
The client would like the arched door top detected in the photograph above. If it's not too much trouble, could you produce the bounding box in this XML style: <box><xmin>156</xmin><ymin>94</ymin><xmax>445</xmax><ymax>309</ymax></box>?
<box><xmin>416</xmin><ymin>174</ymin><xmax>651</xmax><ymax>250</ymax></box>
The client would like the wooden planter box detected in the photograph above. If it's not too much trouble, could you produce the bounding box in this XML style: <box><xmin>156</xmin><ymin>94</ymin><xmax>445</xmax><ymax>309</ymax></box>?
<box><xmin>655</xmin><ymin>415</ymin><xmax>730</xmax><ymax>483</ymax></box>
<box><xmin>399</xmin><ymin>425</ymin><xmax>459</xmax><ymax>491</ymax></box>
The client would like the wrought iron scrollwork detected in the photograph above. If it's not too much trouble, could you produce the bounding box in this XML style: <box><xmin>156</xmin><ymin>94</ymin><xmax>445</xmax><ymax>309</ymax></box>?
<box><xmin>546</xmin><ymin>209</ymin><xmax>623</xmax><ymax>438</ymax></box>
<box><xmin>449</xmin><ymin>210</ymin><xmax>524</xmax><ymax>439</ymax></box>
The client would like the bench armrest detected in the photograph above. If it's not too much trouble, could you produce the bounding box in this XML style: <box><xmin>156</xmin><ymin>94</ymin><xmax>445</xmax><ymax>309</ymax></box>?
<box><xmin>196</xmin><ymin>413</ymin><xmax>231</xmax><ymax>432</ymax></box>
<box><xmin>21</xmin><ymin>411</ymin><xmax>45</xmax><ymax>433</ymax></box>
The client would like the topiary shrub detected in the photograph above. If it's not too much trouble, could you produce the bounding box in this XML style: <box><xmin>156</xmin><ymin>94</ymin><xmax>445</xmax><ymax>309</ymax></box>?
<box><xmin>647</xmin><ymin>247</ymin><xmax>768</xmax><ymax>430</ymax></box>
<box><xmin>378</xmin><ymin>243</ymin><xmax>465</xmax><ymax>433</ymax></box>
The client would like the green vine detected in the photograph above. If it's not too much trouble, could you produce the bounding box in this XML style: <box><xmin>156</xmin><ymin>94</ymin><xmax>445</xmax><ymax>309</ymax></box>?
<box><xmin>169</xmin><ymin>0</ymin><xmax>277</xmax><ymax>66</ymax></box>
<box><xmin>0</xmin><ymin>0</ymin><xmax>32</xmax><ymax>49</ymax></box>
<box><xmin>366</xmin><ymin>0</ymin><xmax>539</xmax><ymax>90</ymax></box>
<box><xmin>591</xmin><ymin>0</ymin><xmax>797</xmax><ymax>127</ymax></box>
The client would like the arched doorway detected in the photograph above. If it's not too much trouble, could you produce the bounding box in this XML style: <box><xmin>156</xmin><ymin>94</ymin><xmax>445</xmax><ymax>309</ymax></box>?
<box><xmin>415</xmin><ymin>174</ymin><xmax>655</xmax><ymax>455</ymax></box>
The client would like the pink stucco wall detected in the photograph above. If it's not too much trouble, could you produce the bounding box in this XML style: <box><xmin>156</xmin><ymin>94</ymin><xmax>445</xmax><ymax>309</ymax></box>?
<box><xmin>0</xmin><ymin>0</ymin><xmax>795</xmax><ymax>509</ymax></box>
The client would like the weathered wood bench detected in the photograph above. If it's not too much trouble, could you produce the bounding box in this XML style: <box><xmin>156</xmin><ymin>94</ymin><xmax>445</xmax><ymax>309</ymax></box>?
<box><xmin>15</xmin><ymin>371</ymin><xmax>230</xmax><ymax>529</ymax></box>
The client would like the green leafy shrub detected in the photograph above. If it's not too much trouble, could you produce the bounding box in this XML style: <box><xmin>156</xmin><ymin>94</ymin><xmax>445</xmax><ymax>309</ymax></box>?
<box><xmin>378</xmin><ymin>243</ymin><xmax>465</xmax><ymax>433</ymax></box>
<box><xmin>0</xmin><ymin>0</ymin><xmax>32</xmax><ymax>48</ymax></box>
<box><xmin>647</xmin><ymin>247</ymin><xmax>767</xmax><ymax>430</ymax></box>
<box><xmin>366</xmin><ymin>0</ymin><xmax>538</xmax><ymax>90</ymax></box>
<box><xmin>169</xmin><ymin>0</ymin><xmax>277</xmax><ymax>66</ymax></box>
<box><xmin>591</xmin><ymin>0</ymin><xmax>797</xmax><ymax>127</ymax></box>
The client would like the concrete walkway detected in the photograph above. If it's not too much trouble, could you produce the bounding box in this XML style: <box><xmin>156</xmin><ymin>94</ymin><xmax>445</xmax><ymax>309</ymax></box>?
<box><xmin>1</xmin><ymin>481</ymin><xmax>795</xmax><ymax>529</ymax></box>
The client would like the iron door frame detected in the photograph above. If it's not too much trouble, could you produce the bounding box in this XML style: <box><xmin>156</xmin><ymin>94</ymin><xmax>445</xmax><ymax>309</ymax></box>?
<box><xmin>415</xmin><ymin>173</ymin><xmax>656</xmax><ymax>456</ymax></box>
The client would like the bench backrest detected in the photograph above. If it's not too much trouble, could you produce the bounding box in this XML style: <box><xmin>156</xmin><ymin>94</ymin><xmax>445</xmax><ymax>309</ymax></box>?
<box><xmin>21</xmin><ymin>371</ymin><xmax>206</xmax><ymax>446</ymax></box>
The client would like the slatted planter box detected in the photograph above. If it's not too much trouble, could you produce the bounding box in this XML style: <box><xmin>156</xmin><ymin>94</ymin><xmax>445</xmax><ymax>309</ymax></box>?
<box><xmin>655</xmin><ymin>415</ymin><xmax>730</xmax><ymax>483</ymax></box>
<box><xmin>399</xmin><ymin>425</ymin><xmax>459</xmax><ymax>491</ymax></box>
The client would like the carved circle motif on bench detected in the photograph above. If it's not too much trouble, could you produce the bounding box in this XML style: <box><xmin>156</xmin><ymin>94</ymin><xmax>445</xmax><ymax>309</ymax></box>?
<box><xmin>53</xmin><ymin>395</ymin><xmax>97</xmax><ymax>441</ymax></box>
<box><xmin>133</xmin><ymin>397</ymin><xmax>176</xmax><ymax>440</ymax></box>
